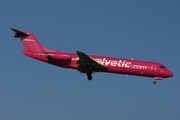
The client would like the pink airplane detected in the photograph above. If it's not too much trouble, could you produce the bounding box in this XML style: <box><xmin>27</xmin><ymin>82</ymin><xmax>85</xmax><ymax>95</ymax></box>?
<box><xmin>11</xmin><ymin>28</ymin><xmax>173</xmax><ymax>84</ymax></box>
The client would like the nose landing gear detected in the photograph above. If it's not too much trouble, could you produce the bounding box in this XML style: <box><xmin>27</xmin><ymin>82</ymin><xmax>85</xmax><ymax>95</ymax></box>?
<box><xmin>153</xmin><ymin>80</ymin><xmax>157</xmax><ymax>84</ymax></box>
<box><xmin>153</xmin><ymin>77</ymin><xmax>162</xmax><ymax>84</ymax></box>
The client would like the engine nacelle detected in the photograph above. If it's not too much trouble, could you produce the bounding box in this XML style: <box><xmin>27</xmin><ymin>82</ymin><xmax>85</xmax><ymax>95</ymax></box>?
<box><xmin>47</xmin><ymin>52</ymin><xmax>71</xmax><ymax>61</ymax></box>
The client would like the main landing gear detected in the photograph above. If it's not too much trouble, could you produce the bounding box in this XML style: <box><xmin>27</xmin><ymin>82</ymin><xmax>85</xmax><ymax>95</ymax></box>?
<box><xmin>86</xmin><ymin>72</ymin><xmax>92</xmax><ymax>81</ymax></box>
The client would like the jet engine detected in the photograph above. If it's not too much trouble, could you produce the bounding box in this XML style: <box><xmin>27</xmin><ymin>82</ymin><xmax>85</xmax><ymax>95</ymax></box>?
<box><xmin>46</xmin><ymin>52</ymin><xmax>71</xmax><ymax>61</ymax></box>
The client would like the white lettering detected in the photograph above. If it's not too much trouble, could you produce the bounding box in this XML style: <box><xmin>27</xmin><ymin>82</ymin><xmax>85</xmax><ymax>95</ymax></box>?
<box><xmin>95</xmin><ymin>59</ymin><xmax>102</xmax><ymax>64</ymax></box>
<box><xmin>101</xmin><ymin>58</ymin><xmax>105</xmax><ymax>65</ymax></box>
<box><xmin>105</xmin><ymin>60</ymin><xmax>111</xmax><ymax>66</ymax></box>
<box><xmin>118</xmin><ymin>60</ymin><xmax>123</xmax><ymax>67</ymax></box>
<box><xmin>125</xmin><ymin>62</ymin><xmax>131</xmax><ymax>68</ymax></box>
<box><xmin>121</xmin><ymin>60</ymin><xmax>126</xmax><ymax>67</ymax></box>
<box><xmin>91</xmin><ymin>57</ymin><xmax>134</xmax><ymax>68</ymax></box>
<box><xmin>111</xmin><ymin>61</ymin><xmax>118</xmax><ymax>66</ymax></box>
<box><xmin>24</xmin><ymin>39</ymin><xmax>35</xmax><ymax>42</ymax></box>
<box><xmin>90</xmin><ymin>57</ymin><xmax>148</xmax><ymax>70</ymax></box>
<box><xmin>132</xmin><ymin>65</ymin><xmax>147</xmax><ymax>70</ymax></box>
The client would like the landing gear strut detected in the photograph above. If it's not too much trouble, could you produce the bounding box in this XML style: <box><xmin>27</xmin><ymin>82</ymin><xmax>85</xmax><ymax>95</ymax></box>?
<box><xmin>86</xmin><ymin>72</ymin><xmax>92</xmax><ymax>81</ymax></box>
<box><xmin>153</xmin><ymin>80</ymin><xmax>157</xmax><ymax>84</ymax></box>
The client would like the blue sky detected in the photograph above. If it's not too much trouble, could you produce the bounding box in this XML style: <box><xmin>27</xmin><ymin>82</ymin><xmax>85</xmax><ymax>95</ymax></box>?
<box><xmin>0</xmin><ymin>0</ymin><xmax>180</xmax><ymax>120</ymax></box>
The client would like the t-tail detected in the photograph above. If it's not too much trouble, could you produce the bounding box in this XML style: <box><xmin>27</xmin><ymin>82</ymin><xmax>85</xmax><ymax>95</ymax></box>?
<box><xmin>10</xmin><ymin>28</ymin><xmax>44</xmax><ymax>52</ymax></box>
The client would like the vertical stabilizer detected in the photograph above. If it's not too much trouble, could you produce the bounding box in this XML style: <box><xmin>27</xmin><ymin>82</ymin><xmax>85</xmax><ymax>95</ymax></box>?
<box><xmin>10</xmin><ymin>28</ymin><xmax>44</xmax><ymax>52</ymax></box>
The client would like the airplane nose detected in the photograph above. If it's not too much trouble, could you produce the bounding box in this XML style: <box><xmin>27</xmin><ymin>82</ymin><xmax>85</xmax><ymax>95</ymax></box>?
<box><xmin>167</xmin><ymin>70</ymin><xmax>173</xmax><ymax>77</ymax></box>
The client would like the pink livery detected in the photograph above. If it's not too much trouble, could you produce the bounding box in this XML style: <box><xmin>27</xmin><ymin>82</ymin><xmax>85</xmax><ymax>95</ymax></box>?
<box><xmin>11</xmin><ymin>28</ymin><xmax>173</xmax><ymax>84</ymax></box>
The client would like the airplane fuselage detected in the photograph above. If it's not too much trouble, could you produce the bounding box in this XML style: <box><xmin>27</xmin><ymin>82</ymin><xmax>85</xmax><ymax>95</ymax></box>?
<box><xmin>23</xmin><ymin>50</ymin><xmax>173</xmax><ymax>79</ymax></box>
<box><xmin>11</xmin><ymin>28</ymin><xmax>173</xmax><ymax>84</ymax></box>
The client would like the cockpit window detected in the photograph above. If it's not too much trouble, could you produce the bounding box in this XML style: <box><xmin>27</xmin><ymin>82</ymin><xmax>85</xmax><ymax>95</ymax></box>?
<box><xmin>160</xmin><ymin>66</ymin><xmax>166</xmax><ymax>69</ymax></box>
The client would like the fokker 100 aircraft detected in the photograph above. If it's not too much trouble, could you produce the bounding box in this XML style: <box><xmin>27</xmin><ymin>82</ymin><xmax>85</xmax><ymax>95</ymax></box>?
<box><xmin>10</xmin><ymin>28</ymin><xmax>173</xmax><ymax>84</ymax></box>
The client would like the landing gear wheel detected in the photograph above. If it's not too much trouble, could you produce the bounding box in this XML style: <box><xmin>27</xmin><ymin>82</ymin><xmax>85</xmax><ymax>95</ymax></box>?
<box><xmin>87</xmin><ymin>76</ymin><xmax>92</xmax><ymax>81</ymax></box>
<box><xmin>153</xmin><ymin>81</ymin><xmax>157</xmax><ymax>84</ymax></box>
<box><xmin>86</xmin><ymin>72</ymin><xmax>92</xmax><ymax>81</ymax></box>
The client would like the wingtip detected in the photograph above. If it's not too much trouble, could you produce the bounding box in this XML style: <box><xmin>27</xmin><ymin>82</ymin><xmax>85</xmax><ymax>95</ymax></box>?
<box><xmin>76</xmin><ymin>51</ymin><xmax>84</xmax><ymax>54</ymax></box>
<box><xmin>76</xmin><ymin>51</ymin><xmax>81</xmax><ymax>53</ymax></box>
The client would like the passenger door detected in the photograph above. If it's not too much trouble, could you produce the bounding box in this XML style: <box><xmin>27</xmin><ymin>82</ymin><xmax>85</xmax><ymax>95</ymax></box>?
<box><xmin>151</xmin><ymin>64</ymin><xmax>156</xmax><ymax>73</ymax></box>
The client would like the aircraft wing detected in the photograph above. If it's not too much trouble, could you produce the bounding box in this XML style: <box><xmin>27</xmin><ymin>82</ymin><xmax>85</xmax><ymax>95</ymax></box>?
<box><xmin>76</xmin><ymin>51</ymin><xmax>107</xmax><ymax>71</ymax></box>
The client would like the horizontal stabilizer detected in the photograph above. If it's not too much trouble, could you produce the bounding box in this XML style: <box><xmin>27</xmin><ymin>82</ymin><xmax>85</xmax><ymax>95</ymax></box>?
<box><xmin>10</xmin><ymin>28</ymin><xmax>29</xmax><ymax>38</ymax></box>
